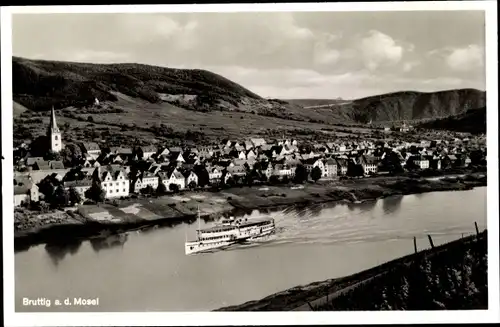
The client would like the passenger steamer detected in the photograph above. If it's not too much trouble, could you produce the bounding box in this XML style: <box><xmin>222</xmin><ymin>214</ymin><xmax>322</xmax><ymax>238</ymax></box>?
<box><xmin>185</xmin><ymin>208</ymin><xmax>276</xmax><ymax>255</ymax></box>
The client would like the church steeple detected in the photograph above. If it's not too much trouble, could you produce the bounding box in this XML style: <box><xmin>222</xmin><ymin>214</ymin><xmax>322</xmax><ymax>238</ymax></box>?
<box><xmin>49</xmin><ymin>106</ymin><xmax>60</xmax><ymax>133</ymax></box>
<box><xmin>47</xmin><ymin>106</ymin><xmax>62</xmax><ymax>153</ymax></box>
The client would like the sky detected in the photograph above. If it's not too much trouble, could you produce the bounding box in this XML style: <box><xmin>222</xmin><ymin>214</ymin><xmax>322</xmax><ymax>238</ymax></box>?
<box><xmin>12</xmin><ymin>11</ymin><xmax>486</xmax><ymax>99</ymax></box>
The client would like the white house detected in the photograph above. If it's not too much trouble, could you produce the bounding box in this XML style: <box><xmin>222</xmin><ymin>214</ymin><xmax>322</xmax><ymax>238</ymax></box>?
<box><xmin>159</xmin><ymin>169</ymin><xmax>186</xmax><ymax>191</ymax></box>
<box><xmin>14</xmin><ymin>182</ymin><xmax>39</xmax><ymax>207</ymax></box>
<box><xmin>208</xmin><ymin>166</ymin><xmax>223</xmax><ymax>183</ymax></box>
<box><xmin>359</xmin><ymin>155</ymin><xmax>378</xmax><ymax>175</ymax></box>
<box><xmin>93</xmin><ymin>165</ymin><xmax>130</xmax><ymax>199</ymax></box>
<box><xmin>184</xmin><ymin>170</ymin><xmax>199</xmax><ymax>188</ymax></box>
<box><xmin>131</xmin><ymin>172</ymin><xmax>159</xmax><ymax>193</ymax></box>
<box><xmin>323</xmin><ymin>159</ymin><xmax>338</xmax><ymax>178</ymax></box>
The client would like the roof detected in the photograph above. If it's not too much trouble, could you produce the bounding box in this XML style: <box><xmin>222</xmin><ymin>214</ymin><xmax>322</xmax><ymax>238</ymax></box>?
<box><xmin>49</xmin><ymin>160</ymin><xmax>65</xmax><ymax>169</ymax></box>
<box><xmin>94</xmin><ymin>165</ymin><xmax>127</xmax><ymax>181</ymax></box>
<box><xmin>26</xmin><ymin>157</ymin><xmax>44</xmax><ymax>166</ymax></box>
<box><xmin>140</xmin><ymin>145</ymin><xmax>157</xmax><ymax>153</ymax></box>
<box><xmin>81</xmin><ymin>142</ymin><xmax>101</xmax><ymax>152</ymax></box>
<box><xmin>33</xmin><ymin>160</ymin><xmax>50</xmax><ymax>170</ymax></box>
<box><xmin>64</xmin><ymin>178</ymin><xmax>93</xmax><ymax>188</ymax></box>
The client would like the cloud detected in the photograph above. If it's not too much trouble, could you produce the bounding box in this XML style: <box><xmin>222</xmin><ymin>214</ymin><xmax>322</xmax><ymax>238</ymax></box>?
<box><xmin>402</xmin><ymin>61</ymin><xmax>420</xmax><ymax>72</ymax></box>
<box><xmin>446</xmin><ymin>44</ymin><xmax>484</xmax><ymax>71</ymax></box>
<box><xmin>359</xmin><ymin>30</ymin><xmax>404</xmax><ymax>71</ymax></box>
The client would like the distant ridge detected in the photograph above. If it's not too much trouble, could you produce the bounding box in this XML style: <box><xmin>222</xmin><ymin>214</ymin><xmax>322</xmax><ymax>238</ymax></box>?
<box><xmin>13</xmin><ymin>56</ymin><xmax>486</xmax><ymax>125</ymax></box>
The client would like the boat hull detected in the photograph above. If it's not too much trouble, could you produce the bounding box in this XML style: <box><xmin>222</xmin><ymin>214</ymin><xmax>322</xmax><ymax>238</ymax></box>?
<box><xmin>185</xmin><ymin>227</ymin><xmax>276</xmax><ymax>255</ymax></box>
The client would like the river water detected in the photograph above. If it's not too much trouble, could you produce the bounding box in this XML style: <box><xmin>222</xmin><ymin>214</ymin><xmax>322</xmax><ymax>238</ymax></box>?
<box><xmin>15</xmin><ymin>187</ymin><xmax>487</xmax><ymax>312</ymax></box>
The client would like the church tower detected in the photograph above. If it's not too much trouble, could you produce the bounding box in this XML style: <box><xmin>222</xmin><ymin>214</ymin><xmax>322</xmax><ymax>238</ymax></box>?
<box><xmin>47</xmin><ymin>106</ymin><xmax>62</xmax><ymax>153</ymax></box>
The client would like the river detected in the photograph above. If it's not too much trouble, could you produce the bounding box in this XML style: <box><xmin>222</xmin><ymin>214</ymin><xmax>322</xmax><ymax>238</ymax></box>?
<box><xmin>15</xmin><ymin>187</ymin><xmax>487</xmax><ymax>312</ymax></box>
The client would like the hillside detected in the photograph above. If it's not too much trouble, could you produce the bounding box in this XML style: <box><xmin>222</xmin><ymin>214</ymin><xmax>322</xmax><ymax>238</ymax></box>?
<box><xmin>12</xmin><ymin>56</ymin><xmax>337</xmax><ymax>124</ymax></box>
<box><xmin>418</xmin><ymin>107</ymin><xmax>486</xmax><ymax>134</ymax></box>
<box><xmin>12</xmin><ymin>57</ymin><xmax>488</xmax><ymax>150</ymax></box>
<box><xmin>318</xmin><ymin>89</ymin><xmax>486</xmax><ymax>123</ymax></box>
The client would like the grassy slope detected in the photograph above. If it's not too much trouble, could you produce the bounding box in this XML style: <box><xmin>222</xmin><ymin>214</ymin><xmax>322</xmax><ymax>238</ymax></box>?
<box><xmin>12</xmin><ymin>56</ymin><xmax>344</xmax><ymax>125</ymax></box>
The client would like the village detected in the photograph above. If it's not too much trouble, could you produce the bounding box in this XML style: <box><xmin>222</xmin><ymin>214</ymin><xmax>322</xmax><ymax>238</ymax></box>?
<box><xmin>13</xmin><ymin>106</ymin><xmax>487</xmax><ymax>209</ymax></box>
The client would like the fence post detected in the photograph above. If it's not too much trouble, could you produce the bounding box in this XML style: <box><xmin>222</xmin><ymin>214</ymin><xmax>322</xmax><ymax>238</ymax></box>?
<box><xmin>427</xmin><ymin>235</ymin><xmax>435</xmax><ymax>249</ymax></box>
<box><xmin>413</xmin><ymin>236</ymin><xmax>418</xmax><ymax>253</ymax></box>
<box><xmin>474</xmin><ymin>222</ymin><xmax>479</xmax><ymax>236</ymax></box>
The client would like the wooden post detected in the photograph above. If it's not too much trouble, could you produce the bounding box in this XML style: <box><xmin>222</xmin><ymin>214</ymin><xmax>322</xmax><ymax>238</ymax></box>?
<box><xmin>474</xmin><ymin>222</ymin><xmax>480</xmax><ymax>236</ymax></box>
<box><xmin>427</xmin><ymin>235</ymin><xmax>435</xmax><ymax>249</ymax></box>
<box><xmin>413</xmin><ymin>236</ymin><xmax>418</xmax><ymax>253</ymax></box>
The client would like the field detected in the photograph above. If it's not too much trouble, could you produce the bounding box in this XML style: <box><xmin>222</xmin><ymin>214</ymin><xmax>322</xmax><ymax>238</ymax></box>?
<box><xmin>14</xmin><ymin>93</ymin><xmax>381</xmax><ymax>148</ymax></box>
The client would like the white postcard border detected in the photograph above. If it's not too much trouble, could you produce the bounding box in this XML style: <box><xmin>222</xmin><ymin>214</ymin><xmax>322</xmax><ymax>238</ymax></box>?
<box><xmin>2</xmin><ymin>1</ymin><xmax>499</xmax><ymax>325</ymax></box>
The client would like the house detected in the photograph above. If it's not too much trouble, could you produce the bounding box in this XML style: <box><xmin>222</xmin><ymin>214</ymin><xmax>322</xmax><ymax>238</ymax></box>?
<box><xmin>63</xmin><ymin>177</ymin><xmax>93</xmax><ymax>198</ymax></box>
<box><xmin>208</xmin><ymin>166</ymin><xmax>223</xmax><ymax>184</ymax></box>
<box><xmin>158</xmin><ymin>168</ymin><xmax>186</xmax><ymax>191</ymax></box>
<box><xmin>271</xmin><ymin>146</ymin><xmax>288</xmax><ymax>158</ymax></box>
<box><xmin>302</xmin><ymin>157</ymin><xmax>325</xmax><ymax>176</ymax></box>
<box><xmin>227</xmin><ymin>165</ymin><xmax>247</xmax><ymax>177</ymax></box>
<box><xmin>92</xmin><ymin>165</ymin><xmax>130</xmax><ymax>199</ymax></box>
<box><xmin>336</xmin><ymin>158</ymin><xmax>349</xmax><ymax>175</ymax></box>
<box><xmin>429</xmin><ymin>156</ymin><xmax>442</xmax><ymax>170</ymax></box>
<box><xmin>14</xmin><ymin>181</ymin><xmax>39</xmax><ymax>207</ymax></box>
<box><xmin>250</xmin><ymin>138</ymin><xmax>267</xmax><ymax>148</ymax></box>
<box><xmin>80</xmin><ymin>142</ymin><xmax>102</xmax><ymax>159</ymax></box>
<box><xmin>170</xmin><ymin>151</ymin><xmax>185</xmax><ymax>165</ymax></box>
<box><xmin>272</xmin><ymin>164</ymin><xmax>293</xmax><ymax>178</ymax></box>
<box><xmin>131</xmin><ymin>172</ymin><xmax>159</xmax><ymax>193</ymax></box>
<box><xmin>257</xmin><ymin>161</ymin><xmax>274</xmax><ymax>179</ymax></box>
<box><xmin>157</xmin><ymin>147</ymin><xmax>170</xmax><ymax>158</ymax></box>
<box><xmin>243</xmin><ymin>141</ymin><xmax>254</xmax><ymax>151</ymax></box>
<box><xmin>82</xmin><ymin>158</ymin><xmax>100</xmax><ymax>168</ymax></box>
<box><xmin>442</xmin><ymin>154</ymin><xmax>459</xmax><ymax>169</ymax></box>
<box><xmin>137</xmin><ymin>145</ymin><xmax>157</xmax><ymax>160</ymax></box>
<box><xmin>324</xmin><ymin>158</ymin><xmax>338</xmax><ymax>178</ymax></box>
<box><xmin>246</xmin><ymin>149</ymin><xmax>257</xmax><ymax>160</ymax></box>
<box><xmin>412</xmin><ymin>156</ymin><xmax>430</xmax><ymax>170</ymax></box>
<box><xmin>358</xmin><ymin>155</ymin><xmax>378</xmax><ymax>175</ymax></box>
<box><xmin>183</xmin><ymin>170</ymin><xmax>199</xmax><ymax>189</ymax></box>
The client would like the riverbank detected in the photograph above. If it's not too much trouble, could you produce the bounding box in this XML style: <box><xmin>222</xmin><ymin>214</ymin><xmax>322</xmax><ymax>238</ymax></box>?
<box><xmin>216</xmin><ymin>230</ymin><xmax>488</xmax><ymax>311</ymax></box>
<box><xmin>14</xmin><ymin>170</ymin><xmax>486</xmax><ymax>250</ymax></box>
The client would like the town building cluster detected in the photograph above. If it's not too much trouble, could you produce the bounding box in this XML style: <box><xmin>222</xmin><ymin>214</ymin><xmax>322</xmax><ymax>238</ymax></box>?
<box><xmin>13</xmin><ymin>107</ymin><xmax>486</xmax><ymax>207</ymax></box>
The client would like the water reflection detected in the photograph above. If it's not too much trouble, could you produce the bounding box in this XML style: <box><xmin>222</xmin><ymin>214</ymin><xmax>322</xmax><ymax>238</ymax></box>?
<box><xmin>356</xmin><ymin>200</ymin><xmax>378</xmax><ymax>211</ymax></box>
<box><xmin>45</xmin><ymin>240</ymin><xmax>82</xmax><ymax>266</ymax></box>
<box><xmin>382</xmin><ymin>196</ymin><xmax>403</xmax><ymax>215</ymax></box>
<box><xmin>90</xmin><ymin>233</ymin><xmax>128</xmax><ymax>253</ymax></box>
<box><xmin>309</xmin><ymin>204</ymin><xmax>323</xmax><ymax>218</ymax></box>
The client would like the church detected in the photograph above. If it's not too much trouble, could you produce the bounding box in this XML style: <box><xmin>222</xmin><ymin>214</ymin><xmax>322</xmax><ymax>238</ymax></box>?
<box><xmin>47</xmin><ymin>106</ymin><xmax>62</xmax><ymax>153</ymax></box>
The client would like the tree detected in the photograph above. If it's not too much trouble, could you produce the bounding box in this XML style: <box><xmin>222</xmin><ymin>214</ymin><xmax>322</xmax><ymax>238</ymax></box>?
<box><xmin>141</xmin><ymin>185</ymin><xmax>154</xmax><ymax>195</ymax></box>
<box><xmin>53</xmin><ymin>186</ymin><xmax>70</xmax><ymax>207</ymax></box>
<box><xmin>381</xmin><ymin>151</ymin><xmax>404</xmax><ymax>174</ymax></box>
<box><xmin>156</xmin><ymin>182</ymin><xmax>167</xmax><ymax>195</ymax></box>
<box><xmin>405</xmin><ymin>158</ymin><xmax>418</xmax><ymax>171</ymax></box>
<box><xmin>269</xmin><ymin>175</ymin><xmax>280</xmax><ymax>185</ymax></box>
<box><xmin>85</xmin><ymin>183</ymin><xmax>106</xmax><ymax>203</ymax></box>
<box><xmin>347</xmin><ymin>162</ymin><xmax>364</xmax><ymax>177</ymax></box>
<box><xmin>294</xmin><ymin>164</ymin><xmax>308</xmax><ymax>184</ymax></box>
<box><xmin>45</xmin><ymin>150</ymin><xmax>62</xmax><ymax>162</ymax></box>
<box><xmin>68</xmin><ymin>186</ymin><xmax>82</xmax><ymax>205</ymax></box>
<box><xmin>169</xmin><ymin>183</ymin><xmax>180</xmax><ymax>193</ymax></box>
<box><xmin>188</xmin><ymin>181</ymin><xmax>197</xmax><ymax>190</ymax></box>
<box><xmin>37</xmin><ymin>176</ymin><xmax>59</xmax><ymax>202</ymax></box>
<box><xmin>194</xmin><ymin>166</ymin><xmax>210</xmax><ymax>187</ymax></box>
<box><xmin>311</xmin><ymin>166</ymin><xmax>322</xmax><ymax>182</ymax></box>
